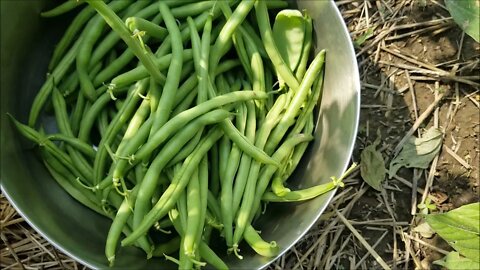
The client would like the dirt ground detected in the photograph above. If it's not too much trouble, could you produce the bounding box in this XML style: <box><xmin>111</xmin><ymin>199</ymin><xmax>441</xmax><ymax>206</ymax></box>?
<box><xmin>1</xmin><ymin>0</ymin><xmax>479</xmax><ymax>269</ymax></box>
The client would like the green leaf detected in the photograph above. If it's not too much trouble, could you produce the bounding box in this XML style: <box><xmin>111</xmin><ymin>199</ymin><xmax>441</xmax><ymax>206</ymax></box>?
<box><xmin>360</xmin><ymin>132</ymin><xmax>385</xmax><ymax>191</ymax></box>
<box><xmin>354</xmin><ymin>28</ymin><xmax>374</xmax><ymax>48</ymax></box>
<box><xmin>434</xmin><ymin>251</ymin><xmax>480</xmax><ymax>270</ymax></box>
<box><xmin>425</xmin><ymin>203</ymin><xmax>480</xmax><ymax>263</ymax></box>
<box><xmin>273</xmin><ymin>9</ymin><xmax>306</xmax><ymax>86</ymax></box>
<box><xmin>389</xmin><ymin>127</ymin><xmax>443</xmax><ymax>178</ymax></box>
<box><xmin>445</xmin><ymin>0</ymin><xmax>480</xmax><ymax>42</ymax></box>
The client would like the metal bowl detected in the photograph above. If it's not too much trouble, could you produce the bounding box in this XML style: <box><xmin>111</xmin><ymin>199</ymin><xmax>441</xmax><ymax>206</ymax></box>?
<box><xmin>0</xmin><ymin>0</ymin><xmax>359</xmax><ymax>269</ymax></box>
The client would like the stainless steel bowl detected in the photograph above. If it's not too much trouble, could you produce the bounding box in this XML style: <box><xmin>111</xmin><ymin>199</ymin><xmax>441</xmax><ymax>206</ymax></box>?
<box><xmin>0</xmin><ymin>1</ymin><xmax>360</xmax><ymax>269</ymax></box>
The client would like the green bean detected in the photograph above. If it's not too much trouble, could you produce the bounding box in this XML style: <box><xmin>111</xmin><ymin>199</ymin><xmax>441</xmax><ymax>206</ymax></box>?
<box><xmin>184</xmin><ymin>169</ymin><xmax>201</xmax><ymax>258</ymax></box>
<box><xmin>148</xmin><ymin>77</ymin><xmax>161</xmax><ymax>114</ymax></box>
<box><xmin>263</xmin><ymin>179</ymin><xmax>344</xmax><ymax>202</ymax></box>
<box><xmin>218</xmin><ymin>135</ymin><xmax>231</xmax><ymax>187</ymax></box>
<box><xmin>47</xmin><ymin>6</ymin><xmax>94</xmax><ymax>71</ymax></box>
<box><xmin>97</xmin><ymin>109</ymin><xmax>110</xmax><ymax>139</ymax></box>
<box><xmin>207</xmin><ymin>190</ymin><xmax>223</xmax><ymax>223</ymax></box>
<box><xmin>122</xmin><ymin>127</ymin><xmax>223</xmax><ymax>246</ymax></box>
<box><xmin>69</xmin><ymin>92</ymin><xmax>86</xmax><ymax>136</ymax></box>
<box><xmin>218</xmin><ymin>2</ymin><xmax>253</xmax><ymax>80</ymax></box>
<box><xmin>94</xmin><ymin>3</ymin><xmax>166</xmax><ymax>86</ymax></box>
<box><xmin>112</xmin><ymin>91</ymin><xmax>267</xmax><ymax>181</ymax></box>
<box><xmin>210</xmin><ymin>0</ymin><xmax>256</xmax><ymax>70</ymax></box>
<box><xmin>252</xmin><ymin>134</ymin><xmax>315</xmax><ymax>219</ymax></box>
<box><xmin>10</xmin><ymin>115</ymin><xmax>72</xmax><ymax>167</ymax></box>
<box><xmin>233</xmin><ymin>134</ymin><xmax>314</xmax><ymax>251</ymax></box>
<box><xmin>205</xmin><ymin>210</ymin><xmax>223</xmax><ymax>231</ymax></box>
<box><xmin>58</xmin><ymin>70</ymin><xmax>78</xmax><ymax>97</ymax></box>
<box><xmin>46</xmin><ymin>134</ymin><xmax>95</xmax><ymax>159</ymax></box>
<box><xmin>151</xmin><ymin>237</ymin><xmax>181</xmax><ymax>257</ymax></box>
<box><xmin>171</xmin><ymin>85</ymin><xmax>197</xmax><ymax>117</ymax></box>
<box><xmin>154</xmin><ymin>4</ymin><xmax>224</xmax><ymax>58</ymax></box>
<box><xmin>255</xmin><ymin>0</ymin><xmax>300</xmax><ymax>91</ymax></box>
<box><xmin>109</xmin><ymin>49</ymin><xmax>193</xmax><ymax>89</ymax></box>
<box><xmin>77</xmin><ymin>92</ymin><xmax>113</xmax><ymax>142</ymax></box>
<box><xmin>197</xmin><ymin>156</ymin><xmax>209</xmax><ymax>242</ymax></box>
<box><xmin>264</xmin><ymin>50</ymin><xmax>325</xmax><ymax>155</ymax></box>
<box><xmin>114</xmin><ymin>79</ymin><xmax>155</xmax><ymax>157</ymax></box>
<box><xmin>41</xmin><ymin>0</ymin><xmax>85</xmax><ymax>17</ymax></box>
<box><xmin>243</xmin><ymin>224</ymin><xmax>279</xmax><ymax>257</ymax></box>
<box><xmin>215</xmin><ymin>60</ymin><xmax>242</xmax><ymax>76</ymax></box>
<box><xmin>294</xmin><ymin>14</ymin><xmax>313</xmax><ymax>81</ymax></box>
<box><xmin>173</xmin><ymin>75</ymin><xmax>198</xmax><ymax>108</ymax></box>
<box><xmin>85</xmin><ymin>0</ymin><xmax>166</xmax><ymax>84</ymax></box>
<box><xmin>241</xmin><ymin>21</ymin><xmax>268</xmax><ymax>58</ymax></box>
<box><xmin>94</xmin><ymin>50</ymin><xmax>134</xmax><ymax>86</ymax></box>
<box><xmin>29</xmin><ymin>39</ymin><xmax>80</xmax><ymax>127</ymax></box>
<box><xmin>126</xmin><ymin>17</ymin><xmax>168</xmax><ymax>40</ymax></box>
<box><xmin>242</xmin><ymin>26</ymin><xmax>267</xmax><ymax>121</ymax></box>
<box><xmin>220</xmin><ymin>119</ymin><xmax>279</xmax><ymax>166</ymax></box>
<box><xmin>147</xmin><ymin>2</ymin><xmax>184</xmax><ymax>137</ymax></box>
<box><xmin>209</xmin><ymin>144</ymin><xmax>220</xmax><ymax>197</ymax></box>
<box><xmin>76</xmin><ymin>14</ymin><xmax>105</xmax><ymax>101</ymax></box>
<box><xmin>105</xmin><ymin>186</ymin><xmax>152</xmax><ymax>267</ymax></box>
<box><xmin>132</xmin><ymin>110</ymin><xmax>232</xmax><ymax>231</ymax></box>
<box><xmin>167</xmin><ymin>127</ymin><xmax>203</xmax><ymax>166</ymax></box>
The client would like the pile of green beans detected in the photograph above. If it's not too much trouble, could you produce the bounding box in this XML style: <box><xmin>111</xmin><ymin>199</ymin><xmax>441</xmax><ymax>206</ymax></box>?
<box><xmin>9</xmin><ymin>0</ymin><xmax>353</xmax><ymax>269</ymax></box>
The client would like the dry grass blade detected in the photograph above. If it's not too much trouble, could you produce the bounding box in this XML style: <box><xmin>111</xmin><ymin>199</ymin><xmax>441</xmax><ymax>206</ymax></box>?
<box><xmin>336</xmin><ymin>210</ymin><xmax>392</xmax><ymax>270</ymax></box>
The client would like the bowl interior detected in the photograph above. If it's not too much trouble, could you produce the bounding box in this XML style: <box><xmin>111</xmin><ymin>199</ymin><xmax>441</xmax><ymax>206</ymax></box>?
<box><xmin>0</xmin><ymin>1</ymin><xmax>359</xmax><ymax>269</ymax></box>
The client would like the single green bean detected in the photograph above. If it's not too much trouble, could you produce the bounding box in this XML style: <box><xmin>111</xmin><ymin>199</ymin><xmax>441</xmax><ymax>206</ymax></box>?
<box><xmin>69</xmin><ymin>92</ymin><xmax>86</xmax><ymax>136</ymax></box>
<box><xmin>29</xmin><ymin>39</ymin><xmax>80</xmax><ymax>127</ymax></box>
<box><xmin>184</xmin><ymin>169</ymin><xmax>201</xmax><ymax>258</ymax></box>
<box><xmin>294</xmin><ymin>14</ymin><xmax>313</xmax><ymax>80</ymax></box>
<box><xmin>151</xmin><ymin>237</ymin><xmax>181</xmax><ymax>257</ymax></box>
<box><xmin>97</xmin><ymin>109</ymin><xmax>110</xmax><ymax>139</ymax></box>
<box><xmin>173</xmin><ymin>75</ymin><xmax>198</xmax><ymax>108</ymax></box>
<box><xmin>47</xmin><ymin>6</ymin><xmax>94</xmax><ymax>70</ymax></box>
<box><xmin>47</xmin><ymin>134</ymin><xmax>95</xmax><ymax>159</ymax></box>
<box><xmin>148</xmin><ymin>2</ymin><xmax>184</xmax><ymax>137</ymax></box>
<box><xmin>264</xmin><ymin>179</ymin><xmax>344</xmax><ymax>202</ymax></box>
<box><xmin>170</xmin><ymin>85</ymin><xmax>197</xmax><ymax>117</ymax></box>
<box><xmin>41</xmin><ymin>0</ymin><xmax>85</xmax><ymax>17</ymax></box>
<box><xmin>76</xmin><ymin>14</ymin><xmax>106</xmax><ymax>101</ymax></box>
<box><xmin>243</xmin><ymin>224</ymin><xmax>279</xmax><ymax>257</ymax></box>
<box><xmin>77</xmin><ymin>92</ymin><xmax>114</xmax><ymax>142</ymax></box>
